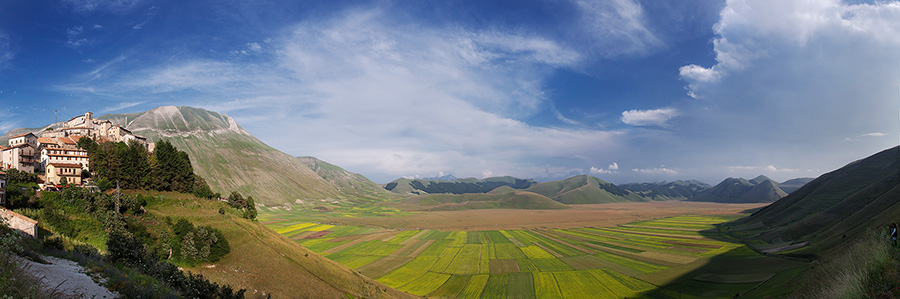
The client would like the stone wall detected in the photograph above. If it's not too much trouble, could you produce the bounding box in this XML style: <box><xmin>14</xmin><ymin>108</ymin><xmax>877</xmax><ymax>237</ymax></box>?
<box><xmin>0</xmin><ymin>209</ymin><xmax>38</xmax><ymax>239</ymax></box>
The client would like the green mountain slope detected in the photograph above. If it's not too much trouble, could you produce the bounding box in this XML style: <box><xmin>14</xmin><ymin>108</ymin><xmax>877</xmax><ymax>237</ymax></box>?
<box><xmin>691</xmin><ymin>176</ymin><xmax>787</xmax><ymax>203</ymax></box>
<box><xmin>297</xmin><ymin>156</ymin><xmax>395</xmax><ymax>202</ymax></box>
<box><xmin>100</xmin><ymin>106</ymin><xmax>343</xmax><ymax>205</ymax></box>
<box><xmin>524</xmin><ymin>175</ymin><xmax>647</xmax><ymax>204</ymax></box>
<box><xmin>141</xmin><ymin>191</ymin><xmax>412</xmax><ymax>298</ymax></box>
<box><xmin>729</xmin><ymin>146</ymin><xmax>900</xmax><ymax>256</ymax></box>
<box><xmin>384</xmin><ymin>176</ymin><xmax>537</xmax><ymax>195</ymax></box>
<box><xmin>619</xmin><ymin>180</ymin><xmax>711</xmax><ymax>200</ymax></box>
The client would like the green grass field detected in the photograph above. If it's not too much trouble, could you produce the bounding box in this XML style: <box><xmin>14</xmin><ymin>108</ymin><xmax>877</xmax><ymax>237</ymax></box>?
<box><xmin>263</xmin><ymin>213</ymin><xmax>807</xmax><ymax>298</ymax></box>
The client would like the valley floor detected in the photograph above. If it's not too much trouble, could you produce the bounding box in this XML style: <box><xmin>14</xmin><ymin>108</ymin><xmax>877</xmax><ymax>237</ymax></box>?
<box><xmin>260</xmin><ymin>201</ymin><xmax>807</xmax><ymax>298</ymax></box>
<box><xmin>310</xmin><ymin>201</ymin><xmax>767</xmax><ymax>231</ymax></box>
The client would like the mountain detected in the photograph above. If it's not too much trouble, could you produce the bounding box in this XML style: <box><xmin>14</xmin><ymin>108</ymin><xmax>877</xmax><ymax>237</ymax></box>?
<box><xmin>297</xmin><ymin>156</ymin><xmax>394</xmax><ymax>202</ymax></box>
<box><xmin>393</xmin><ymin>186</ymin><xmax>568</xmax><ymax>211</ymax></box>
<box><xmin>419</xmin><ymin>173</ymin><xmax>458</xmax><ymax>181</ymax></box>
<box><xmin>98</xmin><ymin>106</ymin><xmax>345</xmax><ymax>205</ymax></box>
<box><xmin>383</xmin><ymin>176</ymin><xmax>537</xmax><ymax>195</ymax></box>
<box><xmin>778</xmin><ymin>177</ymin><xmax>815</xmax><ymax>193</ymax></box>
<box><xmin>619</xmin><ymin>180</ymin><xmax>711</xmax><ymax>200</ymax></box>
<box><xmin>524</xmin><ymin>175</ymin><xmax>647</xmax><ymax>204</ymax></box>
<box><xmin>731</xmin><ymin>146</ymin><xmax>900</xmax><ymax>255</ymax></box>
<box><xmin>690</xmin><ymin>175</ymin><xmax>788</xmax><ymax>203</ymax></box>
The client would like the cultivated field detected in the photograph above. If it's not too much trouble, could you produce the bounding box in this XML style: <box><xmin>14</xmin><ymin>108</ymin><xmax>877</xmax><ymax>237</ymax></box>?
<box><xmin>260</xmin><ymin>203</ymin><xmax>808</xmax><ymax>298</ymax></box>
<box><xmin>305</xmin><ymin>201</ymin><xmax>767</xmax><ymax>231</ymax></box>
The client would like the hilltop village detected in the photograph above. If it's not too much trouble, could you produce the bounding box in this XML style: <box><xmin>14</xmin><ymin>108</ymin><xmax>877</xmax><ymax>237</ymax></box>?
<box><xmin>0</xmin><ymin>112</ymin><xmax>152</xmax><ymax>192</ymax></box>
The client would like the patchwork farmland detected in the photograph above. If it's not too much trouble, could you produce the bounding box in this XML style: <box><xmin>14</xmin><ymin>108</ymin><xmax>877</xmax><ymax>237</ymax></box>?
<box><xmin>262</xmin><ymin>214</ymin><xmax>807</xmax><ymax>298</ymax></box>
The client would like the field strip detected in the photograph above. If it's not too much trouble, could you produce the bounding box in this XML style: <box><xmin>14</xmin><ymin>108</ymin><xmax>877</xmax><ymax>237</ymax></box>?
<box><xmin>531</xmin><ymin>230</ymin><xmax>596</xmax><ymax>254</ymax></box>
<box><xmin>660</xmin><ymin>240</ymin><xmax>721</xmax><ymax>249</ymax></box>
<box><xmin>356</xmin><ymin>255</ymin><xmax>415</xmax><ymax>279</ymax></box>
<box><xmin>599</xmin><ymin>227</ymin><xmax>706</xmax><ymax>240</ymax></box>
<box><xmin>390</xmin><ymin>238</ymin><xmax>427</xmax><ymax>257</ymax></box>
<box><xmin>666</xmin><ymin>246</ymin><xmax>708</xmax><ymax>254</ymax></box>
<box><xmin>574</xmin><ymin>228</ymin><xmax>626</xmax><ymax>240</ymax></box>
<box><xmin>406</xmin><ymin>239</ymin><xmax>435</xmax><ymax>257</ymax></box>
<box><xmin>275</xmin><ymin>222</ymin><xmax>318</xmax><ymax>234</ymax></box>
<box><xmin>532</xmin><ymin>242</ymin><xmax>564</xmax><ymax>258</ymax></box>
<box><xmin>323</xmin><ymin>232</ymin><xmax>396</xmax><ymax>254</ymax></box>
<box><xmin>583</xmin><ymin>243</ymin><xmax>681</xmax><ymax>267</ymax></box>
<box><xmin>637</xmin><ymin>251</ymin><xmax>698</xmax><ymax>264</ymax></box>
<box><xmin>620</xmin><ymin>224</ymin><xmax>706</xmax><ymax>232</ymax></box>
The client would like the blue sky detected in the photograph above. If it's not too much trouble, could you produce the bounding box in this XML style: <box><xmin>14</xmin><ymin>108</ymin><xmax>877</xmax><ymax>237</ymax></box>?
<box><xmin>1</xmin><ymin>0</ymin><xmax>898</xmax><ymax>184</ymax></box>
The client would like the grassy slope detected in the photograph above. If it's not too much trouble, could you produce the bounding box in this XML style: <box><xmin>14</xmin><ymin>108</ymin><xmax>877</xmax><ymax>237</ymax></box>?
<box><xmin>729</xmin><ymin>146</ymin><xmax>900</xmax><ymax>256</ymax></box>
<box><xmin>101</xmin><ymin>106</ymin><xmax>343</xmax><ymax>206</ymax></box>
<box><xmin>525</xmin><ymin>175</ymin><xmax>647</xmax><ymax>204</ymax></box>
<box><xmin>138</xmin><ymin>191</ymin><xmax>413</xmax><ymax>298</ymax></box>
<box><xmin>297</xmin><ymin>156</ymin><xmax>395</xmax><ymax>202</ymax></box>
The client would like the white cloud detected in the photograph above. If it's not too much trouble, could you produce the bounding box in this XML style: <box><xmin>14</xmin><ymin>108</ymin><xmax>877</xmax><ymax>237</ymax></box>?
<box><xmin>58</xmin><ymin>8</ymin><xmax>625</xmax><ymax>182</ymax></box>
<box><xmin>670</xmin><ymin>0</ymin><xmax>900</xmax><ymax>182</ymax></box>
<box><xmin>66</xmin><ymin>26</ymin><xmax>89</xmax><ymax>49</ymax></box>
<box><xmin>572</xmin><ymin>0</ymin><xmax>663</xmax><ymax>57</ymax></box>
<box><xmin>631</xmin><ymin>167</ymin><xmax>677</xmax><ymax>175</ymax></box>
<box><xmin>846</xmin><ymin>132</ymin><xmax>887</xmax><ymax>141</ymax></box>
<box><xmin>589</xmin><ymin>162</ymin><xmax>619</xmax><ymax>175</ymax></box>
<box><xmin>620</xmin><ymin>108</ymin><xmax>678</xmax><ymax>126</ymax></box>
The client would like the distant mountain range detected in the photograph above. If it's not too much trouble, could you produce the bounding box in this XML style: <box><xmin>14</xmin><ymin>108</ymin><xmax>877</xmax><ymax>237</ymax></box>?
<box><xmin>619</xmin><ymin>180</ymin><xmax>712</xmax><ymax>200</ymax></box>
<box><xmin>384</xmin><ymin>172</ymin><xmax>814</xmax><ymax>206</ymax></box>
<box><xmin>689</xmin><ymin>175</ymin><xmax>788</xmax><ymax>203</ymax></box>
<box><xmin>0</xmin><ymin>106</ymin><xmax>814</xmax><ymax>207</ymax></box>
<box><xmin>384</xmin><ymin>176</ymin><xmax>537</xmax><ymax>195</ymax></box>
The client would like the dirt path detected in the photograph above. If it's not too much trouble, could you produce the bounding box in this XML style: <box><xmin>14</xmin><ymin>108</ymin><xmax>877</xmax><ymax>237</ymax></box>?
<box><xmin>16</xmin><ymin>255</ymin><xmax>119</xmax><ymax>298</ymax></box>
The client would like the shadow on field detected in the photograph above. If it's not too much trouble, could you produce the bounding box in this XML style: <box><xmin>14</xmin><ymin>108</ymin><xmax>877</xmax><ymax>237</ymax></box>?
<box><xmin>637</xmin><ymin>226</ymin><xmax>809</xmax><ymax>298</ymax></box>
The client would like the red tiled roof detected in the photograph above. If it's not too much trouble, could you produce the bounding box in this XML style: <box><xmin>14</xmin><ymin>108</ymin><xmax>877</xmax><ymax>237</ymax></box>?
<box><xmin>10</xmin><ymin>132</ymin><xmax>35</xmax><ymax>139</ymax></box>
<box><xmin>37</xmin><ymin>137</ymin><xmax>57</xmax><ymax>144</ymax></box>
<box><xmin>58</xmin><ymin>137</ymin><xmax>76</xmax><ymax>144</ymax></box>
<box><xmin>5</xmin><ymin>143</ymin><xmax>33</xmax><ymax>149</ymax></box>
<box><xmin>48</xmin><ymin>163</ymin><xmax>83</xmax><ymax>168</ymax></box>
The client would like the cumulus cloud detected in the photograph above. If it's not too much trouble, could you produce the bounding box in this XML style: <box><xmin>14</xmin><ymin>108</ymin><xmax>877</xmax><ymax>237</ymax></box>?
<box><xmin>671</xmin><ymin>0</ymin><xmax>900</xmax><ymax>181</ymax></box>
<box><xmin>589</xmin><ymin>162</ymin><xmax>619</xmax><ymax>175</ymax></box>
<box><xmin>620</xmin><ymin>108</ymin><xmax>678</xmax><ymax>126</ymax></box>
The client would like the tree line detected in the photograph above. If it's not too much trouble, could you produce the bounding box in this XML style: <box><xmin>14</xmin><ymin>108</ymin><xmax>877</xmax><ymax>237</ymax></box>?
<box><xmin>77</xmin><ymin>138</ymin><xmax>215</xmax><ymax>198</ymax></box>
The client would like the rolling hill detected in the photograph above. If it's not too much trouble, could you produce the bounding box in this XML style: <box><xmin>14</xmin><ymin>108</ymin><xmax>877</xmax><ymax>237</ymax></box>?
<box><xmin>524</xmin><ymin>174</ymin><xmax>647</xmax><ymax>204</ymax></box>
<box><xmin>138</xmin><ymin>191</ymin><xmax>412</xmax><ymax>298</ymax></box>
<box><xmin>297</xmin><ymin>156</ymin><xmax>395</xmax><ymax>202</ymax></box>
<box><xmin>619</xmin><ymin>180</ymin><xmax>712</xmax><ymax>200</ymax></box>
<box><xmin>690</xmin><ymin>175</ymin><xmax>788</xmax><ymax>203</ymax></box>
<box><xmin>729</xmin><ymin>146</ymin><xmax>900</xmax><ymax>256</ymax></box>
<box><xmin>384</xmin><ymin>176</ymin><xmax>537</xmax><ymax>195</ymax></box>
<box><xmin>392</xmin><ymin>187</ymin><xmax>569</xmax><ymax>211</ymax></box>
